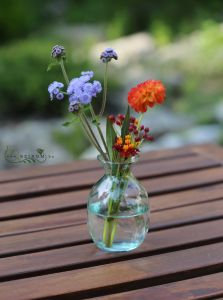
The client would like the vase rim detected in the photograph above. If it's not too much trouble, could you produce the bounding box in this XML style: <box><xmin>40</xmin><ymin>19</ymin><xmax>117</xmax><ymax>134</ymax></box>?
<box><xmin>97</xmin><ymin>154</ymin><xmax>139</xmax><ymax>166</ymax></box>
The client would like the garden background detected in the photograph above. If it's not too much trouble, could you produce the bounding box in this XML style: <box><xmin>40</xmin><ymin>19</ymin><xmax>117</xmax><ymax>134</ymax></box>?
<box><xmin>0</xmin><ymin>0</ymin><xmax>222</xmax><ymax>168</ymax></box>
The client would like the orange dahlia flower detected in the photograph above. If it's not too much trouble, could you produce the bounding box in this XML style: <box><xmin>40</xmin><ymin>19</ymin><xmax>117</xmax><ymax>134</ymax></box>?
<box><xmin>128</xmin><ymin>80</ymin><xmax>166</xmax><ymax>113</ymax></box>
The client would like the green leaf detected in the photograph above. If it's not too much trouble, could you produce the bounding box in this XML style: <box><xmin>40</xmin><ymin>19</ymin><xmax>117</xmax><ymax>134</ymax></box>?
<box><xmin>106</xmin><ymin>118</ymin><xmax>116</xmax><ymax>161</ymax></box>
<box><xmin>91</xmin><ymin>116</ymin><xmax>100</xmax><ymax>126</ymax></box>
<box><xmin>47</xmin><ymin>61</ymin><xmax>59</xmax><ymax>72</ymax></box>
<box><xmin>62</xmin><ymin>117</ymin><xmax>80</xmax><ymax>127</ymax></box>
<box><xmin>121</xmin><ymin>106</ymin><xmax>130</xmax><ymax>139</ymax></box>
<box><xmin>62</xmin><ymin>121</ymin><xmax>72</xmax><ymax>127</ymax></box>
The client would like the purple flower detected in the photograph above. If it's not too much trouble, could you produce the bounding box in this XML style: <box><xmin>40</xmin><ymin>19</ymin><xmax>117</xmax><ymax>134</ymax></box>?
<box><xmin>51</xmin><ymin>45</ymin><xmax>65</xmax><ymax>59</ymax></box>
<box><xmin>93</xmin><ymin>80</ymin><xmax>102</xmax><ymax>93</ymax></box>
<box><xmin>100</xmin><ymin>47</ymin><xmax>118</xmax><ymax>63</ymax></box>
<box><xmin>48</xmin><ymin>81</ymin><xmax>64</xmax><ymax>100</ymax></box>
<box><xmin>67</xmin><ymin>71</ymin><xmax>102</xmax><ymax>106</ymax></box>
<box><xmin>79</xmin><ymin>93</ymin><xmax>91</xmax><ymax>104</ymax></box>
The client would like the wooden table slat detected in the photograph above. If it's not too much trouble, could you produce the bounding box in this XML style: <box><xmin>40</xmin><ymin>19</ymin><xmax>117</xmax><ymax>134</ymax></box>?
<box><xmin>0</xmin><ymin>144</ymin><xmax>222</xmax><ymax>300</ymax></box>
<box><xmin>0</xmin><ymin>196</ymin><xmax>222</xmax><ymax>238</ymax></box>
<box><xmin>0</xmin><ymin>154</ymin><xmax>220</xmax><ymax>200</ymax></box>
<box><xmin>0</xmin><ymin>219</ymin><xmax>222</xmax><ymax>281</ymax></box>
<box><xmin>94</xmin><ymin>272</ymin><xmax>223</xmax><ymax>300</ymax></box>
<box><xmin>0</xmin><ymin>242</ymin><xmax>222</xmax><ymax>300</ymax></box>
<box><xmin>0</xmin><ymin>181</ymin><xmax>223</xmax><ymax>221</ymax></box>
<box><xmin>0</xmin><ymin>146</ymin><xmax>197</xmax><ymax>183</ymax></box>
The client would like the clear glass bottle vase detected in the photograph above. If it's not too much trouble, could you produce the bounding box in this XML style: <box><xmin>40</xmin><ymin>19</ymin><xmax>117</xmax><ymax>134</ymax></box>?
<box><xmin>87</xmin><ymin>155</ymin><xmax>150</xmax><ymax>252</ymax></box>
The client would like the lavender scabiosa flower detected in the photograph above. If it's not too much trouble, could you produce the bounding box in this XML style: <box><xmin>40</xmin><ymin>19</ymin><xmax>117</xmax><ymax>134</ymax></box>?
<box><xmin>100</xmin><ymin>47</ymin><xmax>118</xmax><ymax>63</ymax></box>
<box><xmin>48</xmin><ymin>81</ymin><xmax>64</xmax><ymax>100</ymax></box>
<box><xmin>51</xmin><ymin>45</ymin><xmax>65</xmax><ymax>59</ymax></box>
<box><xmin>67</xmin><ymin>71</ymin><xmax>102</xmax><ymax>106</ymax></box>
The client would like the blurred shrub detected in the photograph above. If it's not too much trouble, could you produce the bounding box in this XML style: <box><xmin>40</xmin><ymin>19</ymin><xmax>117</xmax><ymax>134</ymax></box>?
<box><xmin>0</xmin><ymin>38</ymin><xmax>90</xmax><ymax>120</ymax></box>
<box><xmin>0</xmin><ymin>0</ymin><xmax>52</xmax><ymax>44</ymax></box>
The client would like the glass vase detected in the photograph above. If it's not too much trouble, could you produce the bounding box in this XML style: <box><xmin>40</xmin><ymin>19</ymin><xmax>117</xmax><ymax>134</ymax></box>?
<box><xmin>87</xmin><ymin>155</ymin><xmax>150</xmax><ymax>252</ymax></box>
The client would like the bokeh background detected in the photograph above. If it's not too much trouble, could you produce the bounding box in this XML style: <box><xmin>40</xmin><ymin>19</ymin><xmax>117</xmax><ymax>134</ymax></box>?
<box><xmin>0</xmin><ymin>0</ymin><xmax>223</xmax><ymax>169</ymax></box>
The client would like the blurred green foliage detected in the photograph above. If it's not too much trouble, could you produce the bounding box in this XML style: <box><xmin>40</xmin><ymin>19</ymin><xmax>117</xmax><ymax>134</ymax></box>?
<box><xmin>0</xmin><ymin>0</ymin><xmax>223</xmax><ymax>123</ymax></box>
<box><xmin>0</xmin><ymin>38</ymin><xmax>92</xmax><ymax>119</ymax></box>
<box><xmin>1</xmin><ymin>0</ymin><xmax>223</xmax><ymax>44</ymax></box>
<box><xmin>53</xmin><ymin>123</ymin><xmax>90</xmax><ymax>157</ymax></box>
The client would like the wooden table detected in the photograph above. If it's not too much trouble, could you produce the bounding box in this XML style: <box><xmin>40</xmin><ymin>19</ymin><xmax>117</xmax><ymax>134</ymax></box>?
<box><xmin>0</xmin><ymin>143</ymin><xmax>223</xmax><ymax>300</ymax></box>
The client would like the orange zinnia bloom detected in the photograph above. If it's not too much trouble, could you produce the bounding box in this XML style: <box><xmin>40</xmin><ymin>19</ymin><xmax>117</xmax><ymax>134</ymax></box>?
<box><xmin>128</xmin><ymin>80</ymin><xmax>166</xmax><ymax>113</ymax></box>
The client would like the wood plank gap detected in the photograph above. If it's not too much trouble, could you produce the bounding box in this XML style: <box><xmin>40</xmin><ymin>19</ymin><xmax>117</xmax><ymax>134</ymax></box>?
<box><xmin>149</xmin><ymin>179</ymin><xmax>223</xmax><ymax>197</ymax></box>
<box><xmin>152</xmin><ymin>197</ymin><xmax>223</xmax><ymax>213</ymax></box>
<box><xmin>152</xmin><ymin>215</ymin><xmax>223</xmax><ymax>232</ymax></box>
<box><xmin>0</xmin><ymin>203</ymin><xmax>86</xmax><ymax>222</ymax></box>
<box><xmin>196</xmin><ymin>293</ymin><xmax>223</xmax><ymax>300</ymax></box>
<box><xmin>92</xmin><ymin>272</ymin><xmax>223</xmax><ymax>300</ymax></box>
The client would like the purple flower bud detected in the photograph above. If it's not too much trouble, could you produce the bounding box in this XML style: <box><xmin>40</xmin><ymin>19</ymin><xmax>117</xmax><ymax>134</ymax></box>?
<box><xmin>100</xmin><ymin>47</ymin><xmax>118</xmax><ymax>63</ymax></box>
<box><xmin>48</xmin><ymin>81</ymin><xmax>64</xmax><ymax>100</ymax></box>
<box><xmin>69</xmin><ymin>102</ymin><xmax>80</xmax><ymax>112</ymax></box>
<box><xmin>51</xmin><ymin>45</ymin><xmax>65</xmax><ymax>59</ymax></box>
<box><xmin>53</xmin><ymin>88</ymin><xmax>59</xmax><ymax>95</ymax></box>
<box><xmin>56</xmin><ymin>93</ymin><xmax>64</xmax><ymax>100</ymax></box>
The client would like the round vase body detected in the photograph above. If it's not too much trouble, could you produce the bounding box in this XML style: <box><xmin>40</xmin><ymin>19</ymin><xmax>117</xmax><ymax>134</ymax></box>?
<box><xmin>87</xmin><ymin>156</ymin><xmax>150</xmax><ymax>252</ymax></box>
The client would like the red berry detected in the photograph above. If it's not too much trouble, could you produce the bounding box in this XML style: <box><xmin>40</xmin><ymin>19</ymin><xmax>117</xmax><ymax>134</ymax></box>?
<box><xmin>144</xmin><ymin>127</ymin><xmax>150</xmax><ymax>132</ymax></box>
<box><xmin>108</xmin><ymin>115</ymin><xmax>115</xmax><ymax>123</ymax></box>
<box><xmin>133</xmin><ymin>129</ymin><xmax>138</xmax><ymax>135</ymax></box>
<box><xmin>129</xmin><ymin>126</ymin><xmax>134</xmax><ymax>132</ymax></box>
<box><xmin>147</xmin><ymin>136</ymin><xmax>154</xmax><ymax>141</ymax></box>
<box><xmin>135</xmin><ymin>137</ymin><xmax>141</xmax><ymax>142</ymax></box>
<box><xmin>116</xmin><ymin>120</ymin><xmax>121</xmax><ymax>126</ymax></box>
<box><xmin>118</xmin><ymin>114</ymin><xmax>125</xmax><ymax>121</ymax></box>
<box><xmin>140</xmin><ymin>125</ymin><xmax>144</xmax><ymax>130</ymax></box>
<box><xmin>143</xmin><ymin>134</ymin><xmax>148</xmax><ymax>139</ymax></box>
<box><xmin>130</xmin><ymin>116</ymin><xmax>135</xmax><ymax>123</ymax></box>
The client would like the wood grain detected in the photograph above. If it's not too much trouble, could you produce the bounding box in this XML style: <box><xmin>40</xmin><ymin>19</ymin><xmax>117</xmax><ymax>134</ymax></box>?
<box><xmin>0</xmin><ymin>242</ymin><xmax>222</xmax><ymax>300</ymax></box>
<box><xmin>0</xmin><ymin>182</ymin><xmax>222</xmax><ymax>221</ymax></box>
<box><xmin>0</xmin><ymin>146</ymin><xmax>196</xmax><ymax>183</ymax></box>
<box><xmin>93</xmin><ymin>272</ymin><xmax>223</xmax><ymax>300</ymax></box>
<box><xmin>0</xmin><ymin>219</ymin><xmax>222</xmax><ymax>280</ymax></box>
<box><xmin>1</xmin><ymin>197</ymin><xmax>222</xmax><ymax>238</ymax></box>
<box><xmin>0</xmin><ymin>144</ymin><xmax>222</xmax><ymax>300</ymax></box>
<box><xmin>0</xmin><ymin>155</ymin><xmax>220</xmax><ymax>200</ymax></box>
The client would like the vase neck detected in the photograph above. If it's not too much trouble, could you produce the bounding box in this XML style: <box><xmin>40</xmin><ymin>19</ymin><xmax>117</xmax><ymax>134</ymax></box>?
<box><xmin>97</xmin><ymin>155</ymin><xmax>138</xmax><ymax>177</ymax></box>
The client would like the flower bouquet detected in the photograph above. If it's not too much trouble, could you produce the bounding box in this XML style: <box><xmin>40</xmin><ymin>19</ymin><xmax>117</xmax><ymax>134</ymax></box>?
<box><xmin>48</xmin><ymin>45</ymin><xmax>166</xmax><ymax>252</ymax></box>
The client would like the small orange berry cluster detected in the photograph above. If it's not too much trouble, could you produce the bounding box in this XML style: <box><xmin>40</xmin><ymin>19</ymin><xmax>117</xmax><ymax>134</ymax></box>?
<box><xmin>113</xmin><ymin>134</ymin><xmax>140</xmax><ymax>158</ymax></box>
<box><xmin>109</xmin><ymin>114</ymin><xmax>154</xmax><ymax>159</ymax></box>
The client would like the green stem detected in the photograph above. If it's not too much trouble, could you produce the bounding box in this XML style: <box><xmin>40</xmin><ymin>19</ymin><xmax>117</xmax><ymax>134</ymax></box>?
<box><xmin>60</xmin><ymin>59</ymin><xmax>69</xmax><ymax>85</ymax></box>
<box><xmin>79</xmin><ymin>114</ymin><xmax>103</xmax><ymax>155</ymax></box>
<box><xmin>89</xmin><ymin>104</ymin><xmax>109</xmax><ymax>156</ymax></box>
<box><xmin>99</xmin><ymin>62</ymin><xmax>108</xmax><ymax>117</ymax></box>
<box><xmin>82</xmin><ymin>112</ymin><xmax>107</xmax><ymax>161</ymax></box>
<box><xmin>137</xmin><ymin>113</ymin><xmax>143</xmax><ymax>130</ymax></box>
<box><xmin>102</xmin><ymin>171</ymin><xmax>129</xmax><ymax>248</ymax></box>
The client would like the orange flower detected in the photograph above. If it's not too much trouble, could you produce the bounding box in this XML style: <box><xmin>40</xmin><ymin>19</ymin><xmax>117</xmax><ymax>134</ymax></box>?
<box><xmin>128</xmin><ymin>80</ymin><xmax>166</xmax><ymax>113</ymax></box>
